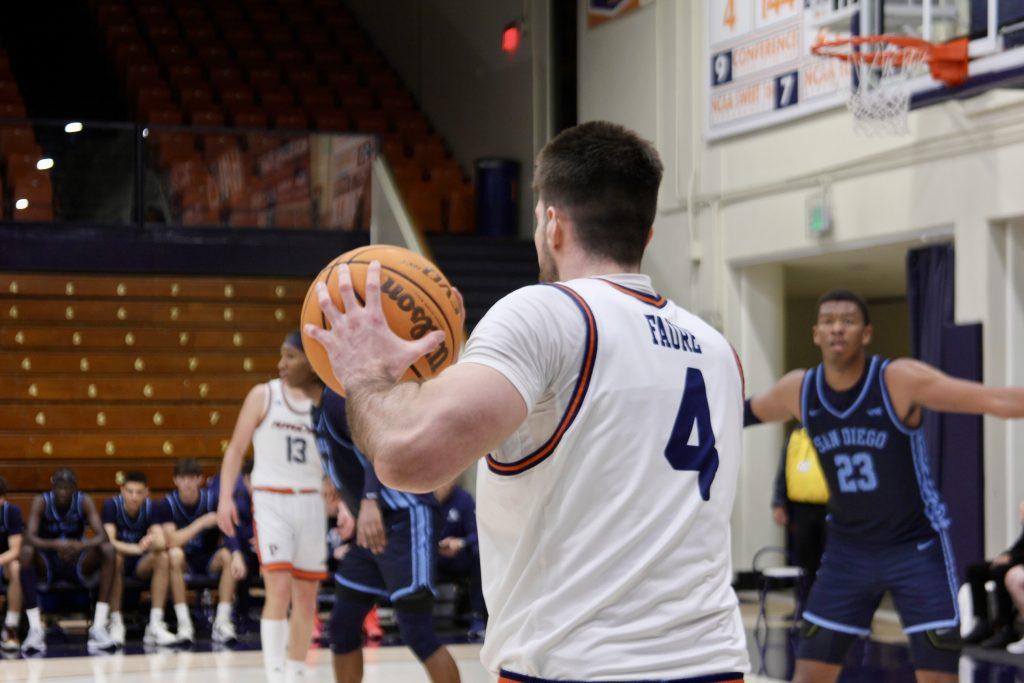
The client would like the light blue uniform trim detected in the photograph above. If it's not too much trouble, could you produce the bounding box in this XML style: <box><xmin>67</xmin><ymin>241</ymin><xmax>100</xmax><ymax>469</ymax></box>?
<box><xmin>817</xmin><ymin>356</ymin><xmax>879</xmax><ymax>419</ymax></box>
<box><xmin>390</xmin><ymin>505</ymin><xmax>436</xmax><ymax>601</ymax></box>
<box><xmin>334</xmin><ymin>574</ymin><xmax>389</xmax><ymax>598</ymax></box>
<box><xmin>903</xmin><ymin>618</ymin><xmax>961</xmax><ymax>635</ymax></box>
<box><xmin>802</xmin><ymin>611</ymin><xmax>872</xmax><ymax>637</ymax></box>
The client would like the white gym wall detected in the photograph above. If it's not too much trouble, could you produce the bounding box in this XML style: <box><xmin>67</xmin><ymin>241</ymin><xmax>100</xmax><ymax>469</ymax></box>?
<box><xmin>577</xmin><ymin>0</ymin><xmax>1024</xmax><ymax>566</ymax></box>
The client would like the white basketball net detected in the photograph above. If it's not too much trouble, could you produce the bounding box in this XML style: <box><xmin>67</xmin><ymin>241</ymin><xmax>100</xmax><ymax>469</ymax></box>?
<box><xmin>846</xmin><ymin>44</ymin><xmax>928</xmax><ymax>136</ymax></box>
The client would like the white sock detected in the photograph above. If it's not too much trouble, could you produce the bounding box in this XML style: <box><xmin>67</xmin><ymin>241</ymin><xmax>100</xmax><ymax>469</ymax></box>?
<box><xmin>4</xmin><ymin>610</ymin><xmax>18</xmax><ymax>628</ymax></box>
<box><xmin>260</xmin><ymin>618</ymin><xmax>288</xmax><ymax>671</ymax></box>
<box><xmin>174</xmin><ymin>603</ymin><xmax>191</xmax><ymax>627</ymax></box>
<box><xmin>94</xmin><ymin>602</ymin><xmax>109</xmax><ymax>627</ymax></box>
<box><xmin>26</xmin><ymin>607</ymin><xmax>42</xmax><ymax>631</ymax></box>
<box><xmin>150</xmin><ymin>608</ymin><xmax>164</xmax><ymax>625</ymax></box>
<box><xmin>110</xmin><ymin>611</ymin><xmax>123</xmax><ymax>626</ymax></box>
<box><xmin>215</xmin><ymin>602</ymin><xmax>232</xmax><ymax>624</ymax></box>
<box><xmin>285</xmin><ymin>658</ymin><xmax>307</xmax><ymax>678</ymax></box>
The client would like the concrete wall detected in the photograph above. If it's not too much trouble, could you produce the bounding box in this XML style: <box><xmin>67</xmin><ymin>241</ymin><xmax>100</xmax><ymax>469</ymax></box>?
<box><xmin>578</xmin><ymin>0</ymin><xmax>1024</xmax><ymax>564</ymax></box>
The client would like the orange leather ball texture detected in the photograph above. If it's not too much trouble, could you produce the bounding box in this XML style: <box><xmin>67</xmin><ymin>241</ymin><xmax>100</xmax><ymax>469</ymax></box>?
<box><xmin>300</xmin><ymin>245</ymin><xmax>465</xmax><ymax>396</ymax></box>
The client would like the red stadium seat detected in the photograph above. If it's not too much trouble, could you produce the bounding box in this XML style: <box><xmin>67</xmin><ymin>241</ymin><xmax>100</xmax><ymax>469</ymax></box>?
<box><xmin>248</xmin><ymin>67</ymin><xmax>282</xmax><ymax>90</ymax></box>
<box><xmin>235</xmin><ymin>46</ymin><xmax>271</xmax><ymax>68</ymax></box>
<box><xmin>340</xmin><ymin>90</ymin><xmax>374</xmax><ymax>110</ymax></box>
<box><xmin>260</xmin><ymin>88</ymin><xmax>295</xmax><ymax>110</ymax></box>
<box><xmin>446</xmin><ymin>184</ymin><xmax>476</xmax><ymax>234</ymax></box>
<box><xmin>151</xmin><ymin>131</ymin><xmax>198</xmax><ymax>168</ymax></box>
<box><xmin>299</xmin><ymin>88</ymin><xmax>335</xmax><ymax>110</ymax></box>
<box><xmin>429</xmin><ymin>162</ymin><xmax>464</xmax><ymax>193</ymax></box>
<box><xmin>406</xmin><ymin>182</ymin><xmax>443</xmax><ymax>233</ymax></box>
<box><xmin>220</xmin><ymin>85</ymin><xmax>255</xmax><ymax>110</ymax></box>
<box><xmin>147</xmin><ymin>24</ymin><xmax>181</xmax><ymax>46</ymax></box>
<box><xmin>144</xmin><ymin>108</ymin><xmax>184</xmax><ymax>125</ymax></box>
<box><xmin>10</xmin><ymin>173</ymin><xmax>54</xmax><ymax>222</ymax></box>
<box><xmin>380</xmin><ymin>137</ymin><xmax>407</xmax><ymax>164</ymax></box>
<box><xmin>96</xmin><ymin>3</ymin><xmax>131</xmax><ymax>27</ymax></box>
<box><xmin>209</xmin><ymin>65</ymin><xmax>244</xmax><ymax>89</ymax></box>
<box><xmin>0</xmin><ymin>102</ymin><xmax>27</xmax><ymax>119</ymax></box>
<box><xmin>287</xmin><ymin>69</ymin><xmax>319</xmax><ymax>89</ymax></box>
<box><xmin>179</xmin><ymin>86</ymin><xmax>215</xmax><ymax>110</ymax></box>
<box><xmin>126</xmin><ymin>63</ymin><xmax>161</xmax><ymax>90</ymax></box>
<box><xmin>167</xmin><ymin>64</ymin><xmax>204</xmax><ymax>89</ymax></box>
<box><xmin>272</xmin><ymin>109</ymin><xmax>308</xmax><ymax>130</ymax></box>
<box><xmin>323</xmin><ymin>70</ymin><xmax>359</xmax><ymax>91</ymax></box>
<box><xmin>232</xmin><ymin>108</ymin><xmax>269</xmax><ymax>129</ymax></box>
<box><xmin>389</xmin><ymin>163</ymin><xmax>423</xmax><ymax>194</ymax></box>
<box><xmin>413</xmin><ymin>139</ymin><xmax>448</xmax><ymax>166</ymax></box>
<box><xmin>0</xmin><ymin>126</ymin><xmax>38</xmax><ymax>155</ymax></box>
<box><xmin>189</xmin><ymin>107</ymin><xmax>225</xmax><ymax>127</ymax></box>
<box><xmin>0</xmin><ymin>81</ymin><xmax>22</xmax><ymax>105</ymax></box>
<box><xmin>197</xmin><ymin>45</ymin><xmax>231</xmax><ymax>66</ymax></box>
<box><xmin>310</xmin><ymin>110</ymin><xmax>349</xmax><ymax>132</ymax></box>
<box><xmin>350</xmin><ymin>110</ymin><xmax>389</xmax><ymax>135</ymax></box>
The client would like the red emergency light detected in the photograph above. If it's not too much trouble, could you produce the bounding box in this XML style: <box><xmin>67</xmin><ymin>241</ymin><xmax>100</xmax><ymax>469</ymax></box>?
<box><xmin>502</xmin><ymin>22</ymin><xmax>521</xmax><ymax>54</ymax></box>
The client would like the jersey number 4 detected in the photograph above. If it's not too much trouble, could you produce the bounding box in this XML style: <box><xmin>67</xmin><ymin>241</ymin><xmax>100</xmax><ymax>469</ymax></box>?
<box><xmin>664</xmin><ymin>368</ymin><xmax>719</xmax><ymax>501</ymax></box>
<box><xmin>286</xmin><ymin>436</ymin><xmax>307</xmax><ymax>464</ymax></box>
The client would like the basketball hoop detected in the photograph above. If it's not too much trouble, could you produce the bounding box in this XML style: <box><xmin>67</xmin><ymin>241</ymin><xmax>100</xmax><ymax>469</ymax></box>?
<box><xmin>811</xmin><ymin>36</ymin><xmax>969</xmax><ymax>135</ymax></box>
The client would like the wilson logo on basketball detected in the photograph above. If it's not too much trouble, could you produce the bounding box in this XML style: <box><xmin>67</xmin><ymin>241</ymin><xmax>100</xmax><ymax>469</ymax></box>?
<box><xmin>381</xmin><ymin>276</ymin><xmax>450</xmax><ymax>372</ymax></box>
<box><xmin>402</xmin><ymin>259</ymin><xmax>464</xmax><ymax>319</ymax></box>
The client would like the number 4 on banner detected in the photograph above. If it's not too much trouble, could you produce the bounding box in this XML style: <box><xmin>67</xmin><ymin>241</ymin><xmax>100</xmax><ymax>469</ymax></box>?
<box><xmin>663</xmin><ymin>368</ymin><xmax>720</xmax><ymax>501</ymax></box>
<box><xmin>723</xmin><ymin>0</ymin><xmax>736</xmax><ymax>29</ymax></box>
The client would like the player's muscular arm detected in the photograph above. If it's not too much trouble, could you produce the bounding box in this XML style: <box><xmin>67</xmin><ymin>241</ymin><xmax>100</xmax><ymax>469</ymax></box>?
<box><xmin>81</xmin><ymin>496</ymin><xmax>109</xmax><ymax>548</ymax></box>
<box><xmin>886</xmin><ymin>358</ymin><xmax>1024</xmax><ymax>420</ymax></box>
<box><xmin>218</xmin><ymin>383</ymin><xmax>267</xmax><ymax>535</ymax></box>
<box><xmin>747</xmin><ymin>369</ymin><xmax>807</xmax><ymax>424</ymax></box>
<box><xmin>348</xmin><ymin>363</ymin><xmax>527</xmax><ymax>493</ymax></box>
<box><xmin>103</xmin><ymin>523</ymin><xmax>142</xmax><ymax>556</ymax></box>
<box><xmin>25</xmin><ymin>496</ymin><xmax>60</xmax><ymax>550</ymax></box>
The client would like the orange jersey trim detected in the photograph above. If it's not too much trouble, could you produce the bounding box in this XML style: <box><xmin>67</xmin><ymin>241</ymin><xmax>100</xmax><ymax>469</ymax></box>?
<box><xmin>597</xmin><ymin>278</ymin><xmax>668</xmax><ymax>308</ymax></box>
<box><xmin>292</xmin><ymin>567</ymin><xmax>328</xmax><ymax>581</ymax></box>
<box><xmin>253</xmin><ymin>486</ymin><xmax>319</xmax><ymax>495</ymax></box>
<box><xmin>486</xmin><ymin>283</ymin><xmax>597</xmax><ymax>476</ymax></box>
<box><xmin>261</xmin><ymin>562</ymin><xmax>293</xmax><ymax>572</ymax></box>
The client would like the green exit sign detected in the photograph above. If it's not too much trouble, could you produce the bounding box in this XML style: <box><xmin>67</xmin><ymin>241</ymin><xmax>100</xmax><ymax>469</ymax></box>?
<box><xmin>806</xmin><ymin>192</ymin><xmax>832</xmax><ymax>237</ymax></box>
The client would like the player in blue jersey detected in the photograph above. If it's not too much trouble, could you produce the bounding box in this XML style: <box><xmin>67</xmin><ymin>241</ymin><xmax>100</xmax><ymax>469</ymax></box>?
<box><xmin>313</xmin><ymin>387</ymin><xmax>461</xmax><ymax>683</ymax></box>
<box><xmin>0</xmin><ymin>476</ymin><xmax>24</xmax><ymax>652</ymax></box>
<box><xmin>100</xmin><ymin>471</ymin><xmax>177</xmax><ymax>647</ymax></box>
<box><xmin>159</xmin><ymin>458</ymin><xmax>245</xmax><ymax>645</ymax></box>
<box><xmin>747</xmin><ymin>289</ymin><xmax>1024</xmax><ymax>683</ymax></box>
<box><xmin>18</xmin><ymin>468</ymin><xmax>117</xmax><ymax>654</ymax></box>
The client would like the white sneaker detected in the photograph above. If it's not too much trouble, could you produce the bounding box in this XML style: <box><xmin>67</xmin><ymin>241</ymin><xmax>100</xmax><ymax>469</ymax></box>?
<box><xmin>109</xmin><ymin>619</ymin><xmax>126</xmax><ymax>648</ymax></box>
<box><xmin>1008</xmin><ymin>634</ymin><xmax>1024</xmax><ymax>654</ymax></box>
<box><xmin>211</xmin><ymin>619</ymin><xmax>237</xmax><ymax>644</ymax></box>
<box><xmin>87</xmin><ymin>623</ymin><xmax>116</xmax><ymax>651</ymax></box>
<box><xmin>175</xmin><ymin>621</ymin><xmax>195</xmax><ymax>645</ymax></box>
<box><xmin>143</xmin><ymin>621</ymin><xmax>178</xmax><ymax>647</ymax></box>
<box><xmin>20</xmin><ymin>627</ymin><xmax>46</xmax><ymax>655</ymax></box>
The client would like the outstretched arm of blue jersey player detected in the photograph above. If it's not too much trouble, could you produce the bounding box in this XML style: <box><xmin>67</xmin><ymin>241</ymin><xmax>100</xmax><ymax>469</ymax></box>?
<box><xmin>217</xmin><ymin>383</ymin><xmax>267</xmax><ymax>537</ymax></box>
<box><xmin>886</xmin><ymin>358</ymin><xmax>1024</xmax><ymax>420</ymax></box>
<box><xmin>747</xmin><ymin>369</ymin><xmax>807</xmax><ymax>425</ymax></box>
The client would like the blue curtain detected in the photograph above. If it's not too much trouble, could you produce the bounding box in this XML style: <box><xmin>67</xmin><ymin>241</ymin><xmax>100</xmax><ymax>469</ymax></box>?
<box><xmin>907</xmin><ymin>244</ymin><xmax>984</xmax><ymax>579</ymax></box>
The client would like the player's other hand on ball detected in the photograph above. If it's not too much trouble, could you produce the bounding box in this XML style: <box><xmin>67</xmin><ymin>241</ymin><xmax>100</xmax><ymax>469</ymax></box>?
<box><xmin>304</xmin><ymin>261</ymin><xmax>446</xmax><ymax>389</ymax></box>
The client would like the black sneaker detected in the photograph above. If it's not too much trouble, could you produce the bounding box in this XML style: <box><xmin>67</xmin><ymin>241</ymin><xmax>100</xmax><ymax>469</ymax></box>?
<box><xmin>963</xmin><ymin>621</ymin><xmax>994</xmax><ymax>645</ymax></box>
<box><xmin>981</xmin><ymin>627</ymin><xmax>1017</xmax><ymax>649</ymax></box>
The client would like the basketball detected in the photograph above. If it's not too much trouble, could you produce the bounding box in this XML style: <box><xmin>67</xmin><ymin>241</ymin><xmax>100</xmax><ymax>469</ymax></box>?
<box><xmin>300</xmin><ymin>245</ymin><xmax>465</xmax><ymax>395</ymax></box>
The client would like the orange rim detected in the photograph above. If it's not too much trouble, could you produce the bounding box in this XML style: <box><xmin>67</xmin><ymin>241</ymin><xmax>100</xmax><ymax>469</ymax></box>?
<box><xmin>811</xmin><ymin>35</ymin><xmax>969</xmax><ymax>86</ymax></box>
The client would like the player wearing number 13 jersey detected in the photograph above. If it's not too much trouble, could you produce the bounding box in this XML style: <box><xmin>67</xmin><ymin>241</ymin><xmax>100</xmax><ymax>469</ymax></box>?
<box><xmin>217</xmin><ymin>331</ymin><xmax>326</xmax><ymax>678</ymax></box>
<box><xmin>747</xmin><ymin>290</ymin><xmax>1024</xmax><ymax>683</ymax></box>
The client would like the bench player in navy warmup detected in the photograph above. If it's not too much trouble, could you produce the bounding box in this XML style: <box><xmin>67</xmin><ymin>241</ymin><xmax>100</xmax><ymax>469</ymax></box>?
<box><xmin>747</xmin><ymin>289</ymin><xmax>1024</xmax><ymax>683</ymax></box>
<box><xmin>159</xmin><ymin>458</ymin><xmax>244</xmax><ymax>645</ymax></box>
<box><xmin>313</xmin><ymin>387</ymin><xmax>461</xmax><ymax>683</ymax></box>
<box><xmin>101</xmin><ymin>471</ymin><xmax>177</xmax><ymax>647</ymax></box>
<box><xmin>19</xmin><ymin>468</ymin><xmax>116</xmax><ymax>653</ymax></box>
<box><xmin>0</xmin><ymin>476</ymin><xmax>24</xmax><ymax>652</ymax></box>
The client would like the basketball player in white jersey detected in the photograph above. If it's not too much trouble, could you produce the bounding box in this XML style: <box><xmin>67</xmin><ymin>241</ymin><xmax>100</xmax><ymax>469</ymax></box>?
<box><xmin>217</xmin><ymin>332</ymin><xmax>333</xmax><ymax>680</ymax></box>
<box><xmin>305</xmin><ymin>121</ymin><xmax>750</xmax><ymax>682</ymax></box>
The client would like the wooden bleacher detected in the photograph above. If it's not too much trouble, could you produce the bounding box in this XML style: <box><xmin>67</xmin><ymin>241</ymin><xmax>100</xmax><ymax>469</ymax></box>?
<box><xmin>0</xmin><ymin>271</ymin><xmax>308</xmax><ymax>512</ymax></box>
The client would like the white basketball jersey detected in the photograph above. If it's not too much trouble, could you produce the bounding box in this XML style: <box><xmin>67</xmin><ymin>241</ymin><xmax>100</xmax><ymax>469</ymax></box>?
<box><xmin>251</xmin><ymin>379</ymin><xmax>322</xmax><ymax>490</ymax></box>
<box><xmin>463</xmin><ymin>275</ymin><xmax>748</xmax><ymax>680</ymax></box>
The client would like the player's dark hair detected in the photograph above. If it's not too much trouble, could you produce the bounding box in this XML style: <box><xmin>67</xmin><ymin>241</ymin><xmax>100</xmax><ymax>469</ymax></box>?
<box><xmin>0</xmin><ymin>475</ymin><xmax>7</xmax><ymax>497</ymax></box>
<box><xmin>123</xmin><ymin>471</ymin><xmax>147</xmax><ymax>486</ymax></box>
<box><xmin>51</xmin><ymin>467</ymin><xmax>77</xmax><ymax>487</ymax></box>
<box><xmin>533</xmin><ymin>121</ymin><xmax>663</xmax><ymax>266</ymax></box>
<box><xmin>173</xmin><ymin>458</ymin><xmax>202</xmax><ymax>477</ymax></box>
<box><xmin>816</xmin><ymin>289</ymin><xmax>871</xmax><ymax>325</ymax></box>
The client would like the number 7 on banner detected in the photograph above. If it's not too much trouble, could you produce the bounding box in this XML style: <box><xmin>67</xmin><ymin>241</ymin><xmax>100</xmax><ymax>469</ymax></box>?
<box><xmin>663</xmin><ymin>368</ymin><xmax>720</xmax><ymax>501</ymax></box>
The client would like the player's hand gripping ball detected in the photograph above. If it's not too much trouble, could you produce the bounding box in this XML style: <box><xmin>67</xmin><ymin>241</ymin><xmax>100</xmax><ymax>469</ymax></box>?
<box><xmin>300</xmin><ymin>245</ymin><xmax>465</xmax><ymax>395</ymax></box>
